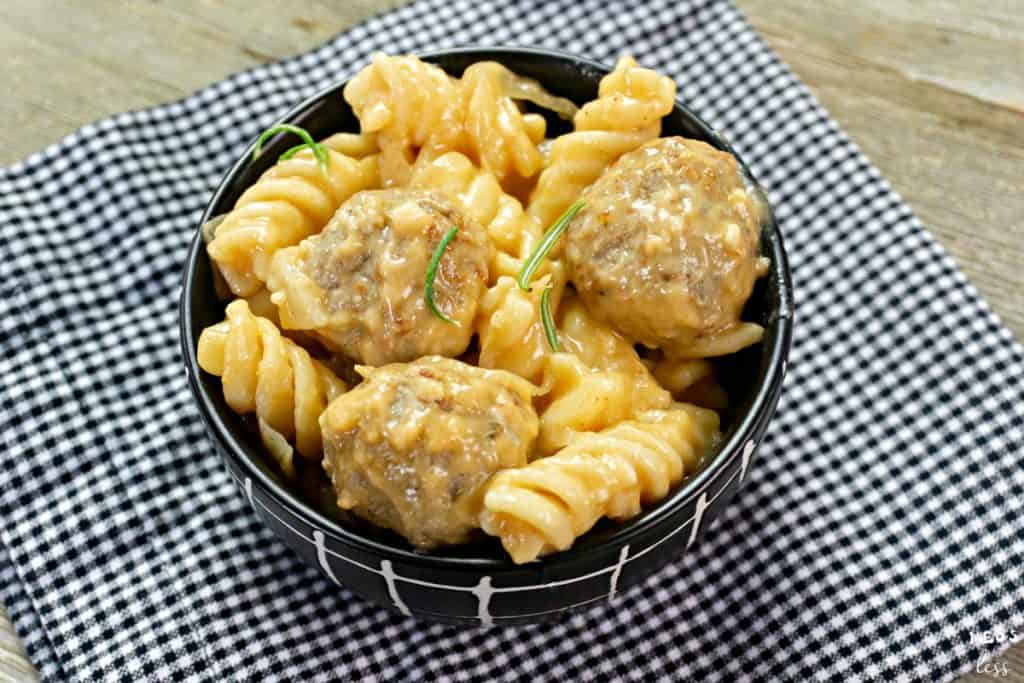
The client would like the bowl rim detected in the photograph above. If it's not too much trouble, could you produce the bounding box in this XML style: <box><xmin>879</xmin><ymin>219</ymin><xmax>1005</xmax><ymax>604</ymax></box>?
<box><xmin>179</xmin><ymin>45</ymin><xmax>794</xmax><ymax>570</ymax></box>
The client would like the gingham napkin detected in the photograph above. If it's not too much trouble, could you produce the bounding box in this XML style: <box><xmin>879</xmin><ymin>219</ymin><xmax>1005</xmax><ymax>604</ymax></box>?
<box><xmin>1</xmin><ymin>0</ymin><xmax>1022</xmax><ymax>680</ymax></box>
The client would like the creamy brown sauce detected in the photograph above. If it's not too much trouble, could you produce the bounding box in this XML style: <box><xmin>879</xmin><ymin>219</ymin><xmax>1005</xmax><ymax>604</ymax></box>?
<box><xmin>566</xmin><ymin>136</ymin><xmax>764</xmax><ymax>353</ymax></box>
<box><xmin>267</xmin><ymin>189</ymin><xmax>490</xmax><ymax>366</ymax></box>
<box><xmin>320</xmin><ymin>356</ymin><xmax>539</xmax><ymax>548</ymax></box>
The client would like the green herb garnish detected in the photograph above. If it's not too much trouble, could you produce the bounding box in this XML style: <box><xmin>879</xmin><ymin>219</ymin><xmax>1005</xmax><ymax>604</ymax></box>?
<box><xmin>278</xmin><ymin>142</ymin><xmax>315</xmax><ymax>161</ymax></box>
<box><xmin>517</xmin><ymin>200</ymin><xmax>585</xmax><ymax>291</ymax></box>
<box><xmin>540</xmin><ymin>284</ymin><xmax>561</xmax><ymax>351</ymax></box>
<box><xmin>425</xmin><ymin>225</ymin><xmax>461</xmax><ymax>326</ymax></box>
<box><xmin>253</xmin><ymin>124</ymin><xmax>329</xmax><ymax>173</ymax></box>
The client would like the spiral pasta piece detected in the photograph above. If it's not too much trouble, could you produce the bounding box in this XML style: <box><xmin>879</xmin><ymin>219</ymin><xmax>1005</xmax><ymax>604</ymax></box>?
<box><xmin>480</xmin><ymin>405</ymin><xmax>720</xmax><ymax>563</ymax></box>
<box><xmin>409</xmin><ymin>152</ymin><xmax>570</xmax><ymax>385</ymax></box>
<box><xmin>409</xmin><ymin>150</ymin><xmax>557</xmax><ymax>282</ymax></box>
<box><xmin>242</xmin><ymin>288</ymin><xmax>281</xmax><ymax>325</ymax></box>
<box><xmin>197</xmin><ymin>300</ymin><xmax>347</xmax><ymax>464</ymax></box>
<box><xmin>464</xmin><ymin>278</ymin><xmax>668</xmax><ymax>453</ymax></box>
<box><xmin>409</xmin><ymin>151</ymin><xmax>563</xmax><ymax>386</ymax></box>
<box><xmin>207</xmin><ymin>140</ymin><xmax>380</xmax><ymax>297</ymax></box>
<box><xmin>668</xmin><ymin>323</ymin><xmax>765</xmax><ymax>359</ymax></box>
<box><xmin>527</xmin><ymin>56</ymin><xmax>676</xmax><ymax>227</ymax></box>
<box><xmin>475</xmin><ymin>285</ymin><xmax>672</xmax><ymax>450</ymax></box>
<box><xmin>344</xmin><ymin>53</ymin><xmax>464</xmax><ymax>186</ymax></box>
<box><xmin>460</xmin><ymin>61</ymin><xmax>548</xmax><ymax>183</ymax></box>
<box><xmin>534</xmin><ymin>295</ymin><xmax>672</xmax><ymax>454</ymax></box>
<box><xmin>537</xmin><ymin>352</ymin><xmax>671</xmax><ymax>456</ymax></box>
<box><xmin>319</xmin><ymin>131</ymin><xmax>379</xmax><ymax>159</ymax></box>
<box><xmin>650</xmin><ymin>355</ymin><xmax>730</xmax><ymax>412</ymax></box>
<box><xmin>558</xmin><ymin>294</ymin><xmax>664</xmax><ymax>382</ymax></box>
<box><xmin>650</xmin><ymin>357</ymin><xmax>715</xmax><ymax>396</ymax></box>
<box><xmin>476</xmin><ymin>275</ymin><xmax>564</xmax><ymax>385</ymax></box>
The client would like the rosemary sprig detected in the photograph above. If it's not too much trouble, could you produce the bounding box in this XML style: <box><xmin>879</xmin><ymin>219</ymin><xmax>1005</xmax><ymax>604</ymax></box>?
<box><xmin>279</xmin><ymin>142</ymin><xmax>315</xmax><ymax>161</ymax></box>
<box><xmin>425</xmin><ymin>226</ymin><xmax>461</xmax><ymax>326</ymax></box>
<box><xmin>253</xmin><ymin>124</ymin><xmax>329</xmax><ymax>174</ymax></box>
<box><xmin>517</xmin><ymin>200</ymin><xmax>585</xmax><ymax>291</ymax></box>
<box><xmin>540</xmin><ymin>284</ymin><xmax>561</xmax><ymax>352</ymax></box>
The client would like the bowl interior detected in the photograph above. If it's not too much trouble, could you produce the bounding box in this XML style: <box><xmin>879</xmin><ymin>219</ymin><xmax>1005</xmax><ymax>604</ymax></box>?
<box><xmin>182</xmin><ymin>47</ymin><xmax>792</xmax><ymax>566</ymax></box>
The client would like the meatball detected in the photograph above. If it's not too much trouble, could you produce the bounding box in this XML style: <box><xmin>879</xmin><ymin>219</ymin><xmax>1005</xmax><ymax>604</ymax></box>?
<box><xmin>268</xmin><ymin>189</ymin><xmax>490</xmax><ymax>366</ymax></box>
<box><xmin>565</xmin><ymin>136</ymin><xmax>765</xmax><ymax>353</ymax></box>
<box><xmin>320</xmin><ymin>356</ymin><xmax>539</xmax><ymax>549</ymax></box>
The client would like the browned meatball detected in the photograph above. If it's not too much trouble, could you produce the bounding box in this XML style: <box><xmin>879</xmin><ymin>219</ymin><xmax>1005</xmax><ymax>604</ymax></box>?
<box><xmin>565</xmin><ymin>137</ymin><xmax>765</xmax><ymax>353</ymax></box>
<box><xmin>320</xmin><ymin>356</ymin><xmax>539</xmax><ymax>549</ymax></box>
<box><xmin>267</xmin><ymin>189</ymin><xmax>490</xmax><ymax>366</ymax></box>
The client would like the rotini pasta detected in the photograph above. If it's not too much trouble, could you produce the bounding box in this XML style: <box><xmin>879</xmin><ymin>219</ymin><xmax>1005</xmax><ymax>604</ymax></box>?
<box><xmin>480</xmin><ymin>405</ymin><xmax>720</xmax><ymax>563</ymax></box>
<box><xmin>475</xmin><ymin>285</ymin><xmax>673</xmax><ymax>453</ymax></box>
<box><xmin>460</xmin><ymin>61</ymin><xmax>548</xmax><ymax>183</ymax></box>
<box><xmin>650</xmin><ymin>357</ymin><xmax>714</xmax><ymax>396</ymax></box>
<box><xmin>197</xmin><ymin>300</ymin><xmax>347</xmax><ymax>464</ymax></box>
<box><xmin>241</xmin><ymin>287</ymin><xmax>322</xmax><ymax>351</ymax></box>
<box><xmin>319</xmin><ymin>131</ymin><xmax>379</xmax><ymax>159</ymax></box>
<box><xmin>343</xmin><ymin>53</ymin><xmax>464</xmax><ymax>186</ymax></box>
<box><xmin>345</xmin><ymin>54</ymin><xmax>578</xmax><ymax>193</ymax></box>
<box><xmin>409</xmin><ymin>150</ymin><xmax>558</xmax><ymax>282</ymax></box>
<box><xmin>558</xmin><ymin>294</ymin><xmax>665</xmax><ymax>385</ymax></box>
<box><xmin>476</xmin><ymin>275</ymin><xmax>563</xmax><ymax>385</ymax></box>
<box><xmin>650</xmin><ymin>356</ymin><xmax>729</xmax><ymax>412</ymax></box>
<box><xmin>206</xmin><ymin>142</ymin><xmax>380</xmax><ymax>297</ymax></box>
<box><xmin>535</xmin><ymin>353</ymin><xmax>669</xmax><ymax>456</ymax></box>
<box><xmin>409</xmin><ymin>152</ymin><xmax>569</xmax><ymax>385</ymax></box>
<box><xmin>242</xmin><ymin>287</ymin><xmax>280</xmax><ymax>325</ymax></box>
<box><xmin>534</xmin><ymin>295</ymin><xmax>672</xmax><ymax>454</ymax></box>
<box><xmin>668</xmin><ymin>322</ymin><xmax>765</xmax><ymax>359</ymax></box>
<box><xmin>527</xmin><ymin>56</ymin><xmax>676</xmax><ymax>227</ymax></box>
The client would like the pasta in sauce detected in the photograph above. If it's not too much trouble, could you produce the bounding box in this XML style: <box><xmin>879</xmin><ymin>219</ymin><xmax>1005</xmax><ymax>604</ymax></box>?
<box><xmin>198</xmin><ymin>53</ymin><xmax>768</xmax><ymax>564</ymax></box>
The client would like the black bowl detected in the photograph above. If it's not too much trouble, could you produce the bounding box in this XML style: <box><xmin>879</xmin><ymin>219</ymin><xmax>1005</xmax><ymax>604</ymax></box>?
<box><xmin>180</xmin><ymin>46</ymin><xmax>793</xmax><ymax>625</ymax></box>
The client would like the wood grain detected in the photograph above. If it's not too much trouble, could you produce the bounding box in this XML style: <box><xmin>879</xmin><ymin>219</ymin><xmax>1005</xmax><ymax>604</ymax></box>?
<box><xmin>0</xmin><ymin>607</ymin><xmax>37</xmax><ymax>682</ymax></box>
<box><xmin>0</xmin><ymin>1</ymin><xmax>1020</xmax><ymax>680</ymax></box>
<box><xmin>737</xmin><ymin>0</ymin><xmax>1024</xmax><ymax>342</ymax></box>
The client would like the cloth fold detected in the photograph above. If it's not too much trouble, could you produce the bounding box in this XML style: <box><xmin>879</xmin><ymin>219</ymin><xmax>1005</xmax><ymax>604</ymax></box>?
<box><xmin>1</xmin><ymin>0</ymin><xmax>1021</xmax><ymax>680</ymax></box>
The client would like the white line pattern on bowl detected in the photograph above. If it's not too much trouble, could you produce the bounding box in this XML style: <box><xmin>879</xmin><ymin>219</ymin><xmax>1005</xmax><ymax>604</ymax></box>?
<box><xmin>686</xmin><ymin>492</ymin><xmax>710</xmax><ymax>550</ymax></box>
<box><xmin>471</xmin><ymin>577</ymin><xmax>494</xmax><ymax>626</ymax></box>
<box><xmin>230</xmin><ymin>464</ymin><xmax>743</xmax><ymax>621</ymax></box>
<box><xmin>628</xmin><ymin>466</ymin><xmax>739</xmax><ymax>564</ymax></box>
<box><xmin>380</xmin><ymin>560</ymin><xmax>412</xmax><ymax>616</ymax></box>
<box><xmin>313</xmin><ymin>530</ymin><xmax>342</xmax><ymax>585</ymax></box>
<box><xmin>739</xmin><ymin>440</ymin><xmax>756</xmax><ymax>482</ymax></box>
<box><xmin>608</xmin><ymin>545</ymin><xmax>630</xmax><ymax>602</ymax></box>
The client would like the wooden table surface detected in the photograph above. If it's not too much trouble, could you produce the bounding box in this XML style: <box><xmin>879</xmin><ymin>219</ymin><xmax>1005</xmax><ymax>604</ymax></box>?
<box><xmin>1</xmin><ymin>1</ymin><xmax>1020</xmax><ymax>680</ymax></box>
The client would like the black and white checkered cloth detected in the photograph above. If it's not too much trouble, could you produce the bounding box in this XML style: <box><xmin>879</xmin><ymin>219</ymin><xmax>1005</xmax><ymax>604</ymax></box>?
<box><xmin>1</xmin><ymin>0</ymin><xmax>1021</xmax><ymax>680</ymax></box>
